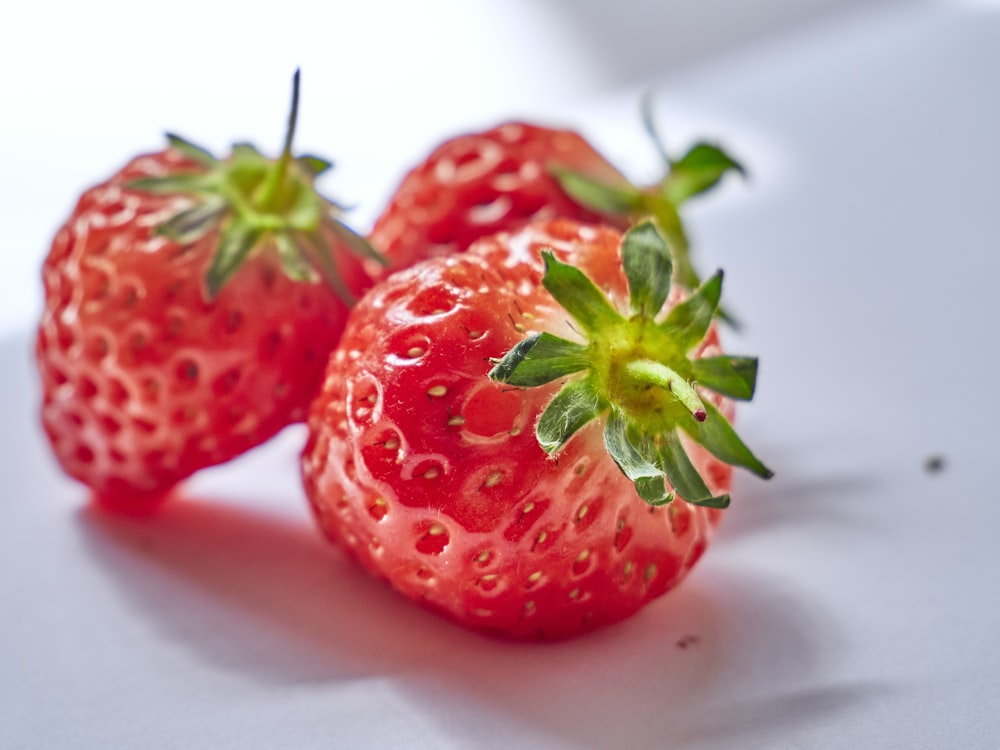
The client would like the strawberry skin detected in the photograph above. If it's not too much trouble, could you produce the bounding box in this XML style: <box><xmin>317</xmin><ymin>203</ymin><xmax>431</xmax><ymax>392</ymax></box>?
<box><xmin>36</xmin><ymin>147</ymin><xmax>367</xmax><ymax>505</ymax></box>
<box><xmin>368</xmin><ymin>122</ymin><xmax>630</xmax><ymax>277</ymax></box>
<box><xmin>302</xmin><ymin>219</ymin><xmax>767</xmax><ymax>638</ymax></box>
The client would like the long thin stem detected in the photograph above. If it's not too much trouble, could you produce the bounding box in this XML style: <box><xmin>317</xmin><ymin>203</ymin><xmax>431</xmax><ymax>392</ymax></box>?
<box><xmin>256</xmin><ymin>69</ymin><xmax>301</xmax><ymax>211</ymax></box>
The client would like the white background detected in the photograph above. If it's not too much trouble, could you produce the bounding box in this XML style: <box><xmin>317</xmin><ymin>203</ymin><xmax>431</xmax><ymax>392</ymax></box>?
<box><xmin>3</xmin><ymin>1</ymin><xmax>1000</xmax><ymax>748</ymax></box>
<box><xmin>3</xmin><ymin>0</ymin><xmax>884</xmax><ymax>336</ymax></box>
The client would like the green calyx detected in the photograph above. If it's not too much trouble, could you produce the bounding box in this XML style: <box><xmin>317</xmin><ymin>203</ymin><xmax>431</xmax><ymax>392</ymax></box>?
<box><xmin>488</xmin><ymin>220</ymin><xmax>772</xmax><ymax>509</ymax></box>
<box><xmin>549</xmin><ymin>96</ymin><xmax>744</xmax><ymax>324</ymax></box>
<box><xmin>128</xmin><ymin>69</ymin><xmax>383</xmax><ymax>302</ymax></box>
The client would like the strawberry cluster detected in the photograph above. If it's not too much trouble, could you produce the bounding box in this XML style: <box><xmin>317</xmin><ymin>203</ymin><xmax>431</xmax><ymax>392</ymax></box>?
<box><xmin>36</xmin><ymin>73</ymin><xmax>770</xmax><ymax>638</ymax></box>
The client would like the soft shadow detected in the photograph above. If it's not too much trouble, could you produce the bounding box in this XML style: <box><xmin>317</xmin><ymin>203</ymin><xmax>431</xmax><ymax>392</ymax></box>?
<box><xmin>389</xmin><ymin>565</ymin><xmax>853</xmax><ymax>749</ymax></box>
<box><xmin>79</xmin><ymin>490</ymin><xmax>854</xmax><ymax>748</ymax></box>
<box><xmin>77</xmin><ymin>496</ymin><xmax>478</xmax><ymax>684</ymax></box>
<box><xmin>715</xmin><ymin>431</ymin><xmax>887</xmax><ymax>542</ymax></box>
<box><xmin>720</xmin><ymin>471</ymin><xmax>885</xmax><ymax>542</ymax></box>
<box><xmin>669</xmin><ymin>681</ymin><xmax>898</xmax><ymax>749</ymax></box>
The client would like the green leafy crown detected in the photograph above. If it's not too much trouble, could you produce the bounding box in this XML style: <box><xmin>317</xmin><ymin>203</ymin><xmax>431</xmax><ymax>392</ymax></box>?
<box><xmin>128</xmin><ymin>69</ymin><xmax>383</xmax><ymax>302</ymax></box>
<box><xmin>549</xmin><ymin>96</ymin><xmax>744</xmax><ymax>325</ymax></box>
<box><xmin>489</xmin><ymin>220</ymin><xmax>772</xmax><ymax>508</ymax></box>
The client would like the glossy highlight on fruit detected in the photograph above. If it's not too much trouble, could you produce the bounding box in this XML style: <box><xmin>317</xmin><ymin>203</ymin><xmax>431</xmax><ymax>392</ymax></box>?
<box><xmin>36</xmin><ymin>72</ymin><xmax>375</xmax><ymax>507</ymax></box>
<box><xmin>302</xmin><ymin>219</ymin><xmax>770</xmax><ymax>638</ymax></box>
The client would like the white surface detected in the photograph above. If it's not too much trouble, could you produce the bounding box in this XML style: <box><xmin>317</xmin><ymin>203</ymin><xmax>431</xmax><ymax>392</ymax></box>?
<box><xmin>3</xmin><ymin>1</ymin><xmax>1000</xmax><ymax>748</ymax></box>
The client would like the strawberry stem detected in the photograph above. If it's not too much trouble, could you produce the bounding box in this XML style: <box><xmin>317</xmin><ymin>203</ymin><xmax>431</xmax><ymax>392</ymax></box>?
<box><xmin>255</xmin><ymin>68</ymin><xmax>301</xmax><ymax>212</ymax></box>
<box><xmin>126</xmin><ymin>69</ymin><xmax>384</xmax><ymax>302</ymax></box>
<box><xmin>625</xmin><ymin>360</ymin><xmax>707</xmax><ymax>422</ymax></box>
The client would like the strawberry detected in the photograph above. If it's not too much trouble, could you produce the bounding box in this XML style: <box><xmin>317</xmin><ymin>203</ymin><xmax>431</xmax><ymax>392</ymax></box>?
<box><xmin>36</xmin><ymin>71</ymin><xmax>380</xmax><ymax>508</ymax></box>
<box><xmin>301</xmin><ymin>218</ymin><xmax>771</xmax><ymax>639</ymax></box>
<box><xmin>368</xmin><ymin>106</ymin><xmax>744</xmax><ymax>300</ymax></box>
<box><xmin>368</xmin><ymin>122</ymin><xmax>628</xmax><ymax>271</ymax></box>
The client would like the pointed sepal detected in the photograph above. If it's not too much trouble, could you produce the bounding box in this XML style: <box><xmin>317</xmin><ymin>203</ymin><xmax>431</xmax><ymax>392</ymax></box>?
<box><xmin>489</xmin><ymin>333</ymin><xmax>590</xmax><ymax>387</ymax></box>
<box><xmin>623</xmin><ymin>220</ymin><xmax>673</xmax><ymax>318</ymax></box>
<box><xmin>540</xmin><ymin>251</ymin><xmax>623</xmax><ymax>335</ymax></box>
<box><xmin>327</xmin><ymin>220</ymin><xmax>389</xmax><ymax>268</ymax></box>
<box><xmin>549</xmin><ymin>165</ymin><xmax>644</xmax><ymax>216</ymax></box>
<box><xmin>536</xmin><ymin>377</ymin><xmax>607</xmax><ymax>454</ymax></box>
<box><xmin>690</xmin><ymin>356</ymin><xmax>758</xmax><ymax>400</ymax></box>
<box><xmin>657</xmin><ymin>430</ymin><xmax>731</xmax><ymax>508</ymax></box>
<box><xmin>660</xmin><ymin>270</ymin><xmax>723</xmax><ymax>352</ymax></box>
<box><xmin>297</xmin><ymin>154</ymin><xmax>333</xmax><ymax>176</ymax></box>
<box><xmin>166</xmin><ymin>133</ymin><xmax>219</xmax><ymax>167</ymax></box>
<box><xmin>664</xmin><ymin>142</ymin><xmax>746</xmax><ymax>206</ymax></box>
<box><xmin>154</xmin><ymin>197</ymin><xmax>227</xmax><ymax>244</ymax></box>
<box><xmin>273</xmin><ymin>232</ymin><xmax>318</xmax><ymax>284</ymax></box>
<box><xmin>204</xmin><ymin>224</ymin><xmax>263</xmax><ymax>300</ymax></box>
<box><xmin>604</xmin><ymin>410</ymin><xmax>672</xmax><ymax>505</ymax></box>
<box><xmin>685</xmin><ymin>401</ymin><xmax>774</xmax><ymax>479</ymax></box>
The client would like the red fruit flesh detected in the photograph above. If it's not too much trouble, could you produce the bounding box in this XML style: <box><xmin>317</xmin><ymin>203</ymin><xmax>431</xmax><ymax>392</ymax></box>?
<box><xmin>368</xmin><ymin>122</ymin><xmax>629</xmax><ymax>279</ymax></box>
<box><xmin>37</xmin><ymin>149</ymin><xmax>363</xmax><ymax>505</ymax></box>
<box><xmin>302</xmin><ymin>219</ymin><xmax>732</xmax><ymax>639</ymax></box>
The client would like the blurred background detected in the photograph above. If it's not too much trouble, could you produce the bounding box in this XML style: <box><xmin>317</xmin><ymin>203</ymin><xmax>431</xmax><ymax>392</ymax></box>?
<box><xmin>2</xmin><ymin>0</ymin><xmax>903</xmax><ymax>338</ymax></box>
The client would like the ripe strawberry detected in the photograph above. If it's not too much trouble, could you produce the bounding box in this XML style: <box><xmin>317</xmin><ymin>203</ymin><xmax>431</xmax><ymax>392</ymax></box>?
<box><xmin>301</xmin><ymin>218</ymin><xmax>771</xmax><ymax>639</ymax></box>
<box><xmin>368</xmin><ymin>107</ymin><xmax>744</xmax><ymax>298</ymax></box>
<box><xmin>36</xmin><ymin>72</ymin><xmax>380</xmax><ymax>508</ymax></box>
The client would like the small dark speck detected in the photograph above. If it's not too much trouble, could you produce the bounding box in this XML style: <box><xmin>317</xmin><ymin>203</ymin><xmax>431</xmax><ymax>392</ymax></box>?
<box><xmin>924</xmin><ymin>455</ymin><xmax>946</xmax><ymax>475</ymax></box>
<box><xmin>676</xmin><ymin>634</ymin><xmax>700</xmax><ymax>650</ymax></box>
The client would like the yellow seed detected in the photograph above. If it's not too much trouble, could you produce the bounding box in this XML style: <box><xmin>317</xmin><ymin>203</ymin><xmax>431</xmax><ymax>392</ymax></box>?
<box><xmin>527</xmin><ymin>571</ymin><xmax>542</xmax><ymax>585</ymax></box>
<box><xmin>514</xmin><ymin>322</ymin><xmax>526</xmax><ymax>333</ymax></box>
<box><xmin>576</xmin><ymin>504</ymin><xmax>589</xmax><ymax>522</ymax></box>
<box><xmin>475</xmin><ymin>550</ymin><xmax>491</xmax><ymax>564</ymax></box>
<box><xmin>536</xmin><ymin>531</ymin><xmax>548</xmax><ymax>545</ymax></box>
<box><xmin>484</xmin><ymin>471</ymin><xmax>502</xmax><ymax>488</ymax></box>
<box><xmin>576</xmin><ymin>549</ymin><xmax>590</xmax><ymax>563</ymax></box>
<box><xmin>447</xmin><ymin>415</ymin><xmax>466</xmax><ymax>426</ymax></box>
<box><xmin>423</xmin><ymin>467</ymin><xmax>440</xmax><ymax>480</ymax></box>
<box><xmin>427</xmin><ymin>385</ymin><xmax>447</xmax><ymax>398</ymax></box>
<box><xmin>644</xmin><ymin>563</ymin><xmax>658</xmax><ymax>583</ymax></box>
<box><xmin>568</xmin><ymin>588</ymin><xmax>581</xmax><ymax>600</ymax></box>
<box><xmin>623</xmin><ymin>561</ymin><xmax>634</xmax><ymax>577</ymax></box>
<box><xmin>523</xmin><ymin>601</ymin><xmax>536</xmax><ymax>614</ymax></box>
<box><xmin>523</xmin><ymin>501</ymin><xmax>535</xmax><ymax>514</ymax></box>
<box><xmin>407</xmin><ymin>346</ymin><xmax>426</xmax><ymax>358</ymax></box>
<box><xmin>383</xmin><ymin>437</ymin><xmax>400</xmax><ymax>451</ymax></box>
<box><xmin>428</xmin><ymin>523</ymin><xmax>446</xmax><ymax>536</ymax></box>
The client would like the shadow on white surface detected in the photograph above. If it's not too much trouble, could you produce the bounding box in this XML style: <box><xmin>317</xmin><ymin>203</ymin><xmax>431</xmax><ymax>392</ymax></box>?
<box><xmin>76</xmin><ymin>486</ymin><xmax>877</xmax><ymax>748</ymax></box>
<box><xmin>719</xmin><ymin>467</ymin><xmax>886</xmax><ymax>543</ymax></box>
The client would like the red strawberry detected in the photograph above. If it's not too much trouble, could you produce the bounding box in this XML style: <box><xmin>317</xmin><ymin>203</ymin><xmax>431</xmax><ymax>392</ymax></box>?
<box><xmin>369</xmin><ymin>107</ymin><xmax>744</xmax><ymax>298</ymax></box>
<box><xmin>36</xmin><ymin>72</ymin><xmax>380</xmax><ymax>508</ymax></box>
<box><xmin>301</xmin><ymin>218</ymin><xmax>771</xmax><ymax>639</ymax></box>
